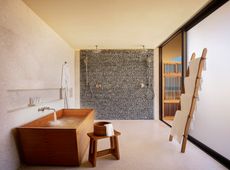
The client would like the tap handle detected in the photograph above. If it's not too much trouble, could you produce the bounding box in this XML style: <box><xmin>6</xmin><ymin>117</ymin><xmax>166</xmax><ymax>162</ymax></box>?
<box><xmin>38</xmin><ymin>107</ymin><xmax>43</xmax><ymax>112</ymax></box>
<box><xmin>38</xmin><ymin>106</ymin><xmax>55</xmax><ymax>112</ymax></box>
<box><xmin>38</xmin><ymin>106</ymin><xmax>48</xmax><ymax>112</ymax></box>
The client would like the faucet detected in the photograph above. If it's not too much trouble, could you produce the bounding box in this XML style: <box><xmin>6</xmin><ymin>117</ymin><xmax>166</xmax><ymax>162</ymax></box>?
<box><xmin>38</xmin><ymin>106</ymin><xmax>56</xmax><ymax>112</ymax></box>
<box><xmin>38</xmin><ymin>106</ymin><xmax>57</xmax><ymax>122</ymax></box>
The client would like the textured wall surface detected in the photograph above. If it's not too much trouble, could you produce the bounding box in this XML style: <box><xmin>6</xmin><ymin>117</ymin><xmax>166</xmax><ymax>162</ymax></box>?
<box><xmin>0</xmin><ymin>1</ymin><xmax>75</xmax><ymax>169</ymax></box>
<box><xmin>80</xmin><ymin>50</ymin><xmax>154</xmax><ymax>120</ymax></box>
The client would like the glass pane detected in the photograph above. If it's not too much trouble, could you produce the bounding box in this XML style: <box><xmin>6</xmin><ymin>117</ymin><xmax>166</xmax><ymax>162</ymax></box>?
<box><xmin>161</xmin><ymin>33</ymin><xmax>182</xmax><ymax>125</ymax></box>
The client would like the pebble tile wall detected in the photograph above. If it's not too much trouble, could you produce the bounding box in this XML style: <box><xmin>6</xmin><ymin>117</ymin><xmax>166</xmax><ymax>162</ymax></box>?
<box><xmin>80</xmin><ymin>49</ymin><xmax>154</xmax><ymax>119</ymax></box>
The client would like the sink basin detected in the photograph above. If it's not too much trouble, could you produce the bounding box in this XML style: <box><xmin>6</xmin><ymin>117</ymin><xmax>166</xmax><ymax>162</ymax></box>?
<box><xmin>17</xmin><ymin>109</ymin><xmax>94</xmax><ymax>166</ymax></box>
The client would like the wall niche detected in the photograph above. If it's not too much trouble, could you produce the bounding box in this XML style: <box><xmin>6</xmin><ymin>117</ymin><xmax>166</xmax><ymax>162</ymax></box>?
<box><xmin>80</xmin><ymin>49</ymin><xmax>154</xmax><ymax>120</ymax></box>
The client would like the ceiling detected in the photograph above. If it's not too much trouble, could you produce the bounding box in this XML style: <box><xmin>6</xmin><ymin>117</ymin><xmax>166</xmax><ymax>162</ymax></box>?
<box><xmin>23</xmin><ymin>0</ymin><xmax>210</xmax><ymax>50</ymax></box>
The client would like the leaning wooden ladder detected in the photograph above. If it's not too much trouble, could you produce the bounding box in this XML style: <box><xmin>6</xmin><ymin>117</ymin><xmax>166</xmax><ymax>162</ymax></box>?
<box><xmin>169</xmin><ymin>48</ymin><xmax>207</xmax><ymax>153</ymax></box>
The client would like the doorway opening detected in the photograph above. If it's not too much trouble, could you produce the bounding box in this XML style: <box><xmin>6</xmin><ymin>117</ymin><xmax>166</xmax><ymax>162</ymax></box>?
<box><xmin>159</xmin><ymin>32</ymin><xmax>185</xmax><ymax>126</ymax></box>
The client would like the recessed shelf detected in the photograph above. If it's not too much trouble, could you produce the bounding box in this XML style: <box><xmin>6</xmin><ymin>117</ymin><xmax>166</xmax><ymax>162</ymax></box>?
<box><xmin>7</xmin><ymin>99</ymin><xmax>64</xmax><ymax>113</ymax></box>
<box><xmin>7</xmin><ymin>88</ymin><xmax>65</xmax><ymax>113</ymax></box>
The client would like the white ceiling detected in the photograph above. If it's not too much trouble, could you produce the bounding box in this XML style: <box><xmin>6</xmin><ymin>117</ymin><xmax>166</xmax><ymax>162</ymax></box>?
<box><xmin>23</xmin><ymin>0</ymin><xmax>209</xmax><ymax>49</ymax></box>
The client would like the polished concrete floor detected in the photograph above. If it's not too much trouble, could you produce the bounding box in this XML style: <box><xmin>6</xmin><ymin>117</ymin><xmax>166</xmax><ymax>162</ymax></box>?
<box><xmin>20</xmin><ymin>120</ymin><xmax>226</xmax><ymax>170</ymax></box>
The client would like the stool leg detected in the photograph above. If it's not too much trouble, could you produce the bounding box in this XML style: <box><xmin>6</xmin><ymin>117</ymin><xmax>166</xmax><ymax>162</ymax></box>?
<box><xmin>110</xmin><ymin>136</ymin><xmax>115</xmax><ymax>149</ymax></box>
<box><xmin>88</xmin><ymin>138</ymin><xmax>93</xmax><ymax>163</ymax></box>
<box><xmin>92</xmin><ymin>139</ymin><xmax>97</xmax><ymax>167</ymax></box>
<box><xmin>114</xmin><ymin>136</ymin><xmax>120</xmax><ymax>160</ymax></box>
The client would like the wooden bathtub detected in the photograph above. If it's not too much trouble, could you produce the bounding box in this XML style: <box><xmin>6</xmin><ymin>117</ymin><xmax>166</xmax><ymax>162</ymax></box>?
<box><xmin>17</xmin><ymin>109</ymin><xmax>94</xmax><ymax>166</ymax></box>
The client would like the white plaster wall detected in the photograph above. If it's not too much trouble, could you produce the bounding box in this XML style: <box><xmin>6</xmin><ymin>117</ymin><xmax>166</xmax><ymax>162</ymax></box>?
<box><xmin>154</xmin><ymin>48</ymin><xmax>159</xmax><ymax>120</ymax></box>
<box><xmin>75</xmin><ymin>50</ymin><xmax>80</xmax><ymax>108</ymax></box>
<box><xmin>187</xmin><ymin>1</ymin><xmax>230</xmax><ymax>159</ymax></box>
<box><xmin>0</xmin><ymin>0</ymin><xmax>75</xmax><ymax>169</ymax></box>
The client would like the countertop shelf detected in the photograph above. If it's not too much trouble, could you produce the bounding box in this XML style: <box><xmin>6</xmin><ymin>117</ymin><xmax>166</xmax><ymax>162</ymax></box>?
<box><xmin>7</xmin><ymin>99</ymin><xmax>64</xmax><ymax>113</ymax></box>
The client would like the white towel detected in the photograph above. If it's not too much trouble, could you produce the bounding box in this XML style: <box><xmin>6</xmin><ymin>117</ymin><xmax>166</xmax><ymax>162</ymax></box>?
<box><xmin>170</xmin><ymin>110</ymin><xmax>188</xmax><ymax>143</ymax></box>
<box><xmin>170</xmin><ymin>57</ymin><xmax>202</xmax><ymax>144</ymax></box>
<box><xmin>189</xmin><ymin>58</ymin><xmax>201</xmax><ymax>79</ymax></box>
<box><xmin>105</xmin><ymin>123</ymin><xmax>114</xmax><ymax>136</ymax></box>
<box><xmin>180</xmin><ymin>94</ymin><xmax>192</xmax><ymax>115</ymax></box>
<box><xmin>61</xmin><ymin>63</ymin><xmax>71</xmax><ymax>88</ymax></box>
<box><xmin>61</xmin><ymin>63</ymin><xmax>71</xmax><ymax>108</ymax></box>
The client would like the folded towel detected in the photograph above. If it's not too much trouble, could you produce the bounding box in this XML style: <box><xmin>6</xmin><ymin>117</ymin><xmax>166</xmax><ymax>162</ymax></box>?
<box><xmin>105</xmin><ymin>123</ymin><xmax>114</xmax><ymax>136</ymax></box>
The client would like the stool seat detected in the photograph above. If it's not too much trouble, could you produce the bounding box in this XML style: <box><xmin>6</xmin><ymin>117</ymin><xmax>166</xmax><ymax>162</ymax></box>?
<box><xmin>87</xmin><ymin>130</ymin><xmax>121</xmax><ymax>167</ymax></box>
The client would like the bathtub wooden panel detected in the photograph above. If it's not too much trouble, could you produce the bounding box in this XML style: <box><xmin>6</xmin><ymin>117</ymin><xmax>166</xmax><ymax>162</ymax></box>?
<box><xmin>17</xmin><ymin>109</ymin><xmax>94</xmax><ymax>166</ymax></box>
<box><xmin>77</xmin><ymin>110</ymin><xmax>94</xmax><ymax>163</ymax></box>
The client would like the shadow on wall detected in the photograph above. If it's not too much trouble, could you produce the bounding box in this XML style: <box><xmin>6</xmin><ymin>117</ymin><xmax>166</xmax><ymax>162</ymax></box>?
<box><xmin>80</xmin><ymin>49</ymin><xmax>154</xmax><ymax>120</ymax></box>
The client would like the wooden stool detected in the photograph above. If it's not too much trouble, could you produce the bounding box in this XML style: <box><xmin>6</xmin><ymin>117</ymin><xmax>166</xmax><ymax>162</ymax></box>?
<box><xmin>87</xmin><ymin>130</ymin><xmax>121</xmax><ymax>167</ymax></box>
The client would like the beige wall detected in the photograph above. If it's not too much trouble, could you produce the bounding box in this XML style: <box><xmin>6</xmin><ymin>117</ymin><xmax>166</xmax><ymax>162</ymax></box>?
<box><xmin>75</xmin><ymin>50</ymin><xmax>81</xmax><ymax>108</ymax></box>
<box><xmin>0</xmin><ymin>0</ymin><xmax>75</xmax><ymax>169</ymax></box>
<box><xmin>154</xmin><ymin>48</ymin><xmax>159</xmax><ymax>120</ymax></box>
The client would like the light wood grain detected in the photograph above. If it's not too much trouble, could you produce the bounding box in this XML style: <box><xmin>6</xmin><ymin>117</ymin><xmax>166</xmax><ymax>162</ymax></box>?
<box><xmin>181</xmin><ymin>48</ymin><xmax>207</xmax><ymax>153</ymax></box>
<box><xmin>17</xmin><ymin>109</ymin><xmax>94</xmax><ymax>166</ymax></box>
<box><xmin>87</xmin><ymin>130</ymin><xmax>121</xmax><ymax>167</ymax></box>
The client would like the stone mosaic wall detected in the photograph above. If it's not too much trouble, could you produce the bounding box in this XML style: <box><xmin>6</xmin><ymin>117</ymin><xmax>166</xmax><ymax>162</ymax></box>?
<box><xmin>80</xmin><ymin>49</ymin><xmax>154</xmax><ymax>119</ymax></box>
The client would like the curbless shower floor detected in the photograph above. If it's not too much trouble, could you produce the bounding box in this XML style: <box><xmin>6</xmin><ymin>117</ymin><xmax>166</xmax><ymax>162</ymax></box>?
<box><xmin>20</xmin><ymin>120</ymin><xmax>226</xmax><ymax>170</ymax></box>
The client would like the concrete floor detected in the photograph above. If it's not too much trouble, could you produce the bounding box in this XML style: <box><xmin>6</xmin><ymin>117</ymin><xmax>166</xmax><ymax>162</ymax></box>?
<box><xmin>20</xmin><ymin>120</ymin><xmax>226</xmax><ymax>170</ymax></box>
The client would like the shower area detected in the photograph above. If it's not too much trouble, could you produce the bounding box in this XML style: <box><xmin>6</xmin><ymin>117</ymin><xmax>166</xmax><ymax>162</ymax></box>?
<box><xmin>80</xmin><ymin>49</ymin><xmax>154</xmax><ymax>120</ymax></box>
